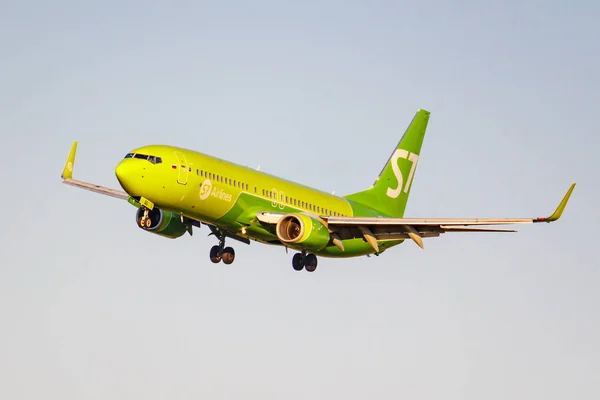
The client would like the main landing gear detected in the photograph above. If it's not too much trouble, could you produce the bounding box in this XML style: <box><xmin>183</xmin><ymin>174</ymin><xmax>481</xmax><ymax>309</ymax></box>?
<box><xmin>209</xmin><ymin>232</ymin><xmax>235</xmax><ymax>265</ymax></box>
<box><xmin>292</xmin><ymin>251</ymin><xmax>318</xmax><ymax>272</ymax></box>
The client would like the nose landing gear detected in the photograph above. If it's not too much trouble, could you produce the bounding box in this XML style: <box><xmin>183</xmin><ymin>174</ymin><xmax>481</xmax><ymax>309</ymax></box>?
<box><xmin>138</xmin><ymin>208</ymin><xmax>152</xmax><ymax>229</ymax></box>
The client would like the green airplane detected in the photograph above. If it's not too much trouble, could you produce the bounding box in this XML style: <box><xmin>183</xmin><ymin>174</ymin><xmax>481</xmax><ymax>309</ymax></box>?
<box><xmin>61</xmin><ymin>109</ymin><xmax>575</xmax><ymax>272</ymax></box>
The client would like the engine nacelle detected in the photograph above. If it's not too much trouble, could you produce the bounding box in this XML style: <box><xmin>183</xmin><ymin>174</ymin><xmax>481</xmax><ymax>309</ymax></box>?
<box><xmin>135</xmin><ymin>208</ymin><xmax>187</xmax><ymax>239</ymax></box>
<box><xmin>276</xmin><ymin>213</ymin><xmax>331</xmax><ymax>251</ymax></box>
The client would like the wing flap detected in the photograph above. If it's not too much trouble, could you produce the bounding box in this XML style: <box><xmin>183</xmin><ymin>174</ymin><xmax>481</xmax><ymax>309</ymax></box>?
<box><xmin>440</xmin><ymin>226</ymin><xmax>517</xmax><ymax>232</ymax></box>
<box><xmin>327</xmin><ymin>216</ymin><xmax>535</xmax><ymax>226</ymax></box>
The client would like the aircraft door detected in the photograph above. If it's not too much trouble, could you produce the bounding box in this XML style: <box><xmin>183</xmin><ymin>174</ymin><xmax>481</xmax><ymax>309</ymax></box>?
<box><xmin>174</xmin><ymin>151</ymin><xmax>189</xmax><ymax>185</ymax></box>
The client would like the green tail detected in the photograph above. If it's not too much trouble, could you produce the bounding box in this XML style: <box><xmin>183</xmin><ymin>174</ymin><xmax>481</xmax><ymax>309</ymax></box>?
<box><xmin>344</xmin><ymin>109</ymin><xmax>430</xmax><ymax>217</ymax></box>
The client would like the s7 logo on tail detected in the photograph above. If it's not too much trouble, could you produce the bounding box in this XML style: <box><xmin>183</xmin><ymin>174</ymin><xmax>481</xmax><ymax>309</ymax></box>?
<box><xmin>386</xmin><ymin>149</ymin><xmax>419</xmax><ymax>199</ymax></box>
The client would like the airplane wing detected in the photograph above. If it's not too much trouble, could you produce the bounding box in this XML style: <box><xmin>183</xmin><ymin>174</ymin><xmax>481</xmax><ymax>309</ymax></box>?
<box><xmin>327</xmin><ymin>183</ymin><xmax>575</xmax><ymax>250</ymax></box>
<box><xmin>61</xmin><ymin>141</ymin><xmax>129</xmax><ymax>200</ymax></box>
<box><xmin>257</xmin><ymin>184</ymin><xmax>575</xmax><ymax>251</ymax></box>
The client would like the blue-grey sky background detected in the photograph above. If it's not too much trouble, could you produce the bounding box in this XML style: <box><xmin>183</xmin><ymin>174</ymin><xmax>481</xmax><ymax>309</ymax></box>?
<box><xmin>1</xmin><ymin>1</ymin><xmax>598</xmax><ymax>398</ymax></box>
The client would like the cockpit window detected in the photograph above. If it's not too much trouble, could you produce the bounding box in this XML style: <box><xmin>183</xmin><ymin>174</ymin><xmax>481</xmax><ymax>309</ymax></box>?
<box><xmin>127</xmin><ymin>153</ymin><xmax>162</xmax><ymax>164</ymax></box>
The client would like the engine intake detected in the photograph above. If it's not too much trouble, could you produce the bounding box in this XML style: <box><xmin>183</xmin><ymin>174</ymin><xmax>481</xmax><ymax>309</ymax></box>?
<box><xmin>276</xmin><ymin>213</ymin><xmax>330</xmax><ymax>251</ymax></box>
<box><xmin>136</xmin><ymin>208</ymin><xmax>187</xmax><ymax>239</ymax></box>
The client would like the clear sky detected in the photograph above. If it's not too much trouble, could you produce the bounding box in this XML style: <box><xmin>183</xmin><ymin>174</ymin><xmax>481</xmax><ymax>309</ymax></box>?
<box><xmin>1</xmin><ymin>1</ymin><xmax>599</xmax><ymax>399</ymax></box>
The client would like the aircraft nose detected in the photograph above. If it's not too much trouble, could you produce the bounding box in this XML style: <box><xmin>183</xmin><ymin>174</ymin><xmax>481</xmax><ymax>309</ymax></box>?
<box><xmin>115</xmin><ymin>160</ymin><xmax>132</xmax><ymax>191</ymax></box>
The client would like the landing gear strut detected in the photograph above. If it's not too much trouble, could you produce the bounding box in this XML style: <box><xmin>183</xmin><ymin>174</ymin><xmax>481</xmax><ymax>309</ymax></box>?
<box><xmin>291</xmin><ymin>251</ymin><xmax>318</xmax><ymax>272</ymax></box>
<box><xmin>209</xmin><ymin>231</ymin><xmax>235</xmax><ymax>265</ymax></box>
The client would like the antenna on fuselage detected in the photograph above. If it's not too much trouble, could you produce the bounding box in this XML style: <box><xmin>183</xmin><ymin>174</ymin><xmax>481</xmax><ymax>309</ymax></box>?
<box><xmin>256</xmin><ymin>165</ymin><xmax>261</xmax><ymax>171</ymax></box>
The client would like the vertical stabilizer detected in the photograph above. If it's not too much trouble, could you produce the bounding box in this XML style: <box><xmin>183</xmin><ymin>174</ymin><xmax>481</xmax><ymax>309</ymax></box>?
<box><xmin>344</xmin><ymin>109</ymin><xmax>430</xmax><ymax>217</ymax></box>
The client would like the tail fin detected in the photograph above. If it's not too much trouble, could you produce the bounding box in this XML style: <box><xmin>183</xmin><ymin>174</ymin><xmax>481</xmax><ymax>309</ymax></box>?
<box><xmin>344</xmin><ymin>109</ymin><xmax>430</xmax><ymax>217</ymax></box>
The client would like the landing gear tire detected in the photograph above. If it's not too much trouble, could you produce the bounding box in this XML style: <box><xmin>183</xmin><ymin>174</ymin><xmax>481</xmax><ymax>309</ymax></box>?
<box><xmin>305</xmin><ymin>254</ymin><xmax>318</xmax><ymax>272</ymax></box>
<box><xmin>222</xmin><ymin>247</ymin><xmax>235</xmax><ymax>265</ymax></box>
<box><xmin>292</xmin><ymin>253</ymin><xmax>304</xmax><ymax>271</ymax></box>
<box><xmin>210</xmin><ymin>245</ymin><xmax>222</xmax><ymax>263</ymax></box>
<box><xmin>139</xmin><ymin>209</ymin><xmax>151</xmax><ymax>229</ymax></box>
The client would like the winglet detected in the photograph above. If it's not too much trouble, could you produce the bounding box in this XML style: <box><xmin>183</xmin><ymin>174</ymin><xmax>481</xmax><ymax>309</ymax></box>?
<box><xmin>535</xmin><ymin>183</ymin><xmax>576</xmax><ymax>223</ymax></box>
<box><xmin>61</xmin><ymin>141</ymin><xmax>77</xmax><ymax>179</ymax></box>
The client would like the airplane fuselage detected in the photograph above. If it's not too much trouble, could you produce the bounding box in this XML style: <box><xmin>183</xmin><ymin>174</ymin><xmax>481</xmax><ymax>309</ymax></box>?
<box><xmin>115</xmin><ymin>145</ymin><xmax>401</xmax><ymax>258</ymax></box>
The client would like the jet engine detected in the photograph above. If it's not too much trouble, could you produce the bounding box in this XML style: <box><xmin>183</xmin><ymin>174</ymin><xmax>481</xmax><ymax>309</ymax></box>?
<box><xmin>276</xmin><ymin>213</ymin><xmax>331</xmax><ymax>251</ymax></box>
<box><xmin>135</xmin><ymin>207</ymin><xmax>187</xmax><ymax>239</ymax></box>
